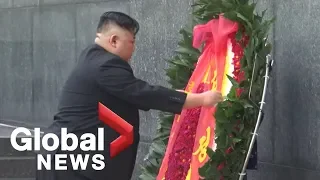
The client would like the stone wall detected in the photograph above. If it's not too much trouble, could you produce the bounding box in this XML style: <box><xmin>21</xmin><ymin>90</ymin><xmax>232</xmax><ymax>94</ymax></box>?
<box><xmin>1</xmin><ymin>0</ymin><xmax>320</xmax><ymax>179</ymax></box>
<box><xmin>0</xmin><ymin>0</ymin><xmax>193</xmax><ymax>179</ymax></box>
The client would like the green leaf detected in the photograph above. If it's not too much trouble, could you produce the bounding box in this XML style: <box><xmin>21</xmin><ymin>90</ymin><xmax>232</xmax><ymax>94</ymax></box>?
<box><xmin>227</xmin><ymin>86</ymin><xmax>237</xmax><ymax>101</ymax></box>
<box><xmin>199</xmin><ymin>162</ymin><xmax>211</xmax><ymax>177</ymax></box>
<box><xmin>151</xmin><ymin>143</ymin><xmax>164</xmax><ymax>155</ymax></box>
<box><xmin>238</xmin><ymin>0</ymin><xmax>249</xmax><ymax>4</ymax></box>
<box><xmin>228</xmin><ymin>101</ymin><xmax>243</xmax><ymax>112</ymax></box>
<box><xmin>153</xmin><ymin>132</ymin><xmax>169</xmax><ymax>141</ymax></box>
<box><xmin>207</xmin><ymin>147</ymin><xmax>215</xmax><ymax>158</ymax></box>
<box><xmin>226</xmin><ymin>75</ymin><xmax>239</xmax><ymax>87</ymax></box>
<box><xmin>239</xmin><ymin>80</ymin><xmax>249</xmax><ymax>87</ymax></box>
<box><xmin>233</xmin><ymin>138</ymin><xmax>242</xmax><ymax>143</ymax></box>
<box><xmin>221</xmin><ymin>0</ymin><xmax>233</xmax><ymax>8</ymax></box>
<box><xmin>219</xmin><ymin>134</ymin><xmax>229</xmax><ymax>148</ymax></box>
<box><xmin>225</xmin><ymin>107</ymin><xmax>238</xmax><ymax>118</ymax></box>
<box><xmin>215</xmin><ymin>108</ymin><xmax>228</xmax><ymax>123</ymax></box>
<box><xmin>221</xmin><ymin>167</ymin><xmax>232</xmax><ymax>176</ymax></box>
<box><xmin>169</xmin><ymin>60</ymin><xmax>189</xmax><ymax>68</ymax></box>
<box><xmin>236</xmin><ymin>12</ymin><xmax>252</xmax><ymax>29</ymax></box>
<box><xmin>240</xmin><ymin>3</ymin><xmax>256</xmax><ymax>20</ymax></box>
<box><xmin>215</xmin><ymin>122</ymin><xmax>224</xmax><ymax>136</ymax></box>
<box><xmin>236</xmin><ymin>30</ymin><xmax>242</xmax><ymax>41</ymax></box>
<box><xmin>175</xmin><ymin>46</ymin><xmax>200</xmax><ymax>56</ymax></box>
<box><xmin>224</xmin><ymin>11</ymin><xmax>238</xmax><ymax>21</ymax></box>
<box><xmin>139</xmin><ymin>172</ymin><xmax>156</xmax><ymax>180</ymax></box>
<box><xmin>239</xmin><ymin>123</ymin><xmax>245</xmax><ymax>133</ymax></box>
<box><xmin>179</xmin><ymin>28</ymin><xmax>193</xmax><ymax>46</ymax></box>
<box><xmin>219</xmin><ymin>100</ymin><xmax>231</xmax><ymax>108</ymax></box>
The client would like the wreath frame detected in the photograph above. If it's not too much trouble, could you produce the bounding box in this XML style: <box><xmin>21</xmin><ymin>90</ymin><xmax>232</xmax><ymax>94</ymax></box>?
<box><xmin>139</xmin><ymin>0</ymin><xmax>275</xmax><ymax>179</ymax></box>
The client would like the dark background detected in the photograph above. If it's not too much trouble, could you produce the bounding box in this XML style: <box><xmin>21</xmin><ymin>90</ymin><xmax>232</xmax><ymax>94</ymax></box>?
<box><xmin>1</xmin><ymin>0</ymin><xmax>320</xmax><ymax>179</ymax></box>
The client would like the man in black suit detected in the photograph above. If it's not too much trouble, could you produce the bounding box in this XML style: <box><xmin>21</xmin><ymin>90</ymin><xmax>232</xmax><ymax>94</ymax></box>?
<box><xmin>36</xmin><ymin>11</ymin><xmax>223</xmax><ymax>180</ymax></box>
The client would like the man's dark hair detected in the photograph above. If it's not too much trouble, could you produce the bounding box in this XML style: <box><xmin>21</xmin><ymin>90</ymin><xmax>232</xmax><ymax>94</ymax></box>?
<box><xmin>97</xmin><ymin>11</ymin><xmax>140</xmax><ymax>35</ymax></box>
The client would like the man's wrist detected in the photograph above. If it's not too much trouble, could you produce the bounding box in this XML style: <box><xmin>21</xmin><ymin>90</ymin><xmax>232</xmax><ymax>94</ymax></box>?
<box><xmin>198</xmin><ymin>92</ymin><xmax>205</xmax><ymax>106</ymax></box>
<box><xmin>183</xmin><ymin>92</ymin><xmax>205</xmax><ymax>109</ymax></box>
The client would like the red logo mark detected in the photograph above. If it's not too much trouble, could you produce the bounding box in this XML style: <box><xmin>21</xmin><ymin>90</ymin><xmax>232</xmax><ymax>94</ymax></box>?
<box><xmin>98</xmin><ymin>102</ymin><xmax>134</xmax><ymax>157</ymax></box>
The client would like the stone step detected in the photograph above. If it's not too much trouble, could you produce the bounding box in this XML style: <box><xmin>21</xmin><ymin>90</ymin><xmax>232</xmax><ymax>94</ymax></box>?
<box><xmin>0</xmin><ymin>178</ymin><xmax>36</xmax><ymax>180</ymax></box>
<box><xmin>0</xmin><ymin>138</ymin><xmax>37</xmax><ymax>157</ymax></box>
<box><xmin>0</xmin><ymin>122</ymin><xmax>48</xmax><ymax>178</ymax></box>
<box><xmin>0</xmin><ymin>123</ymin><xmax>43</xmax><ymax>157</ymax></box>
<box><xmin>0</xmin><ymin>157</ymin><xmax>36</xmax><ymax>178</ymax></box>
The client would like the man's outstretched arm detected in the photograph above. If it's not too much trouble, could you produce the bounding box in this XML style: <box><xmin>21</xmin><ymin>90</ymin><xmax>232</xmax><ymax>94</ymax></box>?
<box><xmin>97</xmin><ymin>57</ymin><xmax>222</xmax><ymax>114</ymax></box>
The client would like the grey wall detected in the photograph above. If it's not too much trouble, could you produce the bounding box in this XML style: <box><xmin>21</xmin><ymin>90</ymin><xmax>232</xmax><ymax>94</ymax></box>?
<box><xmin>0</xmin><ymin>0</ymin><xmax>194</xmax><ymax>179</ymax></box>
<box><xmin>1</xmin><ymin>0</ymin><xmax>320</xmax><ymax>179</ymax></box>
<box><xmin>247</xmin><ymin>0</ymin><xmax>320</xmax><ymax>179</ymax></box>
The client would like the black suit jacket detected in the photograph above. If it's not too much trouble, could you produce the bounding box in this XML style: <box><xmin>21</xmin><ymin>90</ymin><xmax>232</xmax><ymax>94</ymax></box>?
<box><xmin>36</xmin><ymin>44</ymin><xmax>187</xmax><ymax>180</ymax></box>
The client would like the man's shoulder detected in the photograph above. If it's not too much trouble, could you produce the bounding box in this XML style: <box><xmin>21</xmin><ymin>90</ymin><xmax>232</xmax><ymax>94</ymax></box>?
<box><xmin>80</xmin><ymin>44</ymin><xmax>110</xmax><ymax>61</ymax></box>
<box><xmin>80</xmin><ymin>44</ymin><xmax>123</xmax><ymax>66</ymax></box>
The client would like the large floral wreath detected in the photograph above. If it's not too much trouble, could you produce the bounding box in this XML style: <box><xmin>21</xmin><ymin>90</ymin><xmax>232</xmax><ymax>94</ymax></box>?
<box><xmin>139</xmin><ymin>0</ymin><xmax>274</xmax><ymax>179</ymax></box>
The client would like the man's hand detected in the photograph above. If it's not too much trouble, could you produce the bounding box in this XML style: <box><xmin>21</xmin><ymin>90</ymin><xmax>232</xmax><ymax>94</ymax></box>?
<box><xmin>182</xmin><ymin>90</ymin><xmax>223</xmax><ymax>109</ymax></box>
<box><xmin>201</xmin><ymin>90</ymin><xmax>223</xmax><ymax>107</ymax></box>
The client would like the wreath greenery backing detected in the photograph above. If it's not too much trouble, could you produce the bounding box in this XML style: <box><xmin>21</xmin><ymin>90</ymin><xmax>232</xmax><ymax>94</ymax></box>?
<box><xmin>139</xmin><ymin>0</ymin><xmax>274</xmax><ymax>179</ymax></box>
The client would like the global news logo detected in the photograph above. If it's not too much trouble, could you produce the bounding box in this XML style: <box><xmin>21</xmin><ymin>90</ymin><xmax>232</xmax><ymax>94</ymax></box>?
<box><xmin>9</xmin><ymin>103</ymin><xmax>133</xmax><ymax>171</ymax></box>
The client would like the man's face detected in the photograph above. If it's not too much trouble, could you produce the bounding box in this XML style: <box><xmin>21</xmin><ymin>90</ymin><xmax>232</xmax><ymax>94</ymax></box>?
<box><xmin>98</xmin><ymin>25</ymin><xmax>136</xmax><ymax>61</ymax></box>
<box><xmin>116</xmin><ymin>29</ymin><xmax>135</xmax><ymax>61</ymax></box>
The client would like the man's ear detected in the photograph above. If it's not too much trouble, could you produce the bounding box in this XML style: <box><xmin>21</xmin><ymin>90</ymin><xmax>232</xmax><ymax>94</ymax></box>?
<box><xmin>109</xmin><ymin>34</ymin><xmax>118</xmax><ymax>48</ymax></box>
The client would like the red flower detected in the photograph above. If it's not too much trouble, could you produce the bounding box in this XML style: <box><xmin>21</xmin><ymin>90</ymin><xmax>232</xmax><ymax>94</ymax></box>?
<box><xmin>236</xmin><ymin>88</ymin><xmax>244</xmax><ymax>97</ymax></box>
<box><xmin>217</xmin><ymin>162</ymin><xmax>225</xmax><ymax>171</ymax></box>
<box><xmin>238</xmin><ymin>71</ymin><xmax>245</xmax><ymax>82</ymax></box>
<box><xmin>165</xmin><ymin>83</ymin><xmax>205</xmax><ymax>179</ymax></box>
<box><xmin>226</xmin><ymin>147</ymin><xmax>233</xmax><ymax>154</ymax></box>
